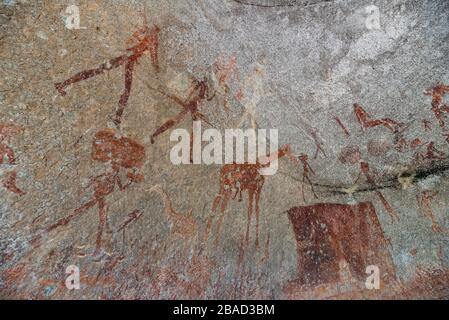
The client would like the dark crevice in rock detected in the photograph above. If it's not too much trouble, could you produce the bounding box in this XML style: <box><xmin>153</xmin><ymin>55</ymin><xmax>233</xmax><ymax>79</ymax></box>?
<box><xmin>232</xmin><ymin>0</ymin><xmax>335</xmax><ymax>8</ymax></box>
<box><xmin>292</xmin><ymin>162</ymin><xmax>449</xmax><ymax>196</ymax></box>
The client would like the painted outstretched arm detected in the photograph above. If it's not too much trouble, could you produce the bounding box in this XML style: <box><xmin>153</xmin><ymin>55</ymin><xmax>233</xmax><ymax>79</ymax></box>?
<box><xmin>55</xmin><ymin>55</ymin><xmax>128</xmax><ymax>96</ymax></box>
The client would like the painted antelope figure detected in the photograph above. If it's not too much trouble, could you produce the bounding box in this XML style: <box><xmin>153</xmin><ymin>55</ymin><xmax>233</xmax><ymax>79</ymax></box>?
<box><xmin>47</xmin><ymin>129</ymin><xmax>145</xmax><ymax>255</ymax></box>
<box><xmin>54</xmin><ymin>14</ymin><xmax>160</xmax><ymax>127</ymax></box>
<box><xmin>354</xmin><ymin>103</ymin><xmax>402</xmax><ymax>133</ymax></box>
<box><xmin>212</xmin><ymin>144</ymin><xmax>297</xmax><ymax>247</ymax></box>
<box><xmin>149</xmin><ymin>184</ymin><xmax>198</xmax><ymax>243</ymax></box>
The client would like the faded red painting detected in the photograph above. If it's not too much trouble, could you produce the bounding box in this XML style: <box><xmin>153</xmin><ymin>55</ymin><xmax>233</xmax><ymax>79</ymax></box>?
<box><xmin>0</xmin><ymin>122</ymin><xmax>25</xmax><ymax>196</ymax></box>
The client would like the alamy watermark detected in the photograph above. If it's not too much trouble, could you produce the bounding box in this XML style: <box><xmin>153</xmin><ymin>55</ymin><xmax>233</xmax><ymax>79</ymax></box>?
<box><xmin>170</xmin><ymin>121</ymin><xmax>280</xmax><ymax>175</ymax></box>
<box><xmin>365</xmin><ymin>265</ymin><xmax>380</xmax><ymax>290</ymax></box>
<box><xmin>65</xmin><ymin>265</ymin><xmax>80</xmax><ymax>290</ymax></box>
<box><xmin>63</xmin><ymin>4</ymin><xmax>86</xmax><ymax>30</ymax></box>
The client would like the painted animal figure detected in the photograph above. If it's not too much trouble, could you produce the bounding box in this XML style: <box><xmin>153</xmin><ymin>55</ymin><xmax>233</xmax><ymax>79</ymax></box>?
<box><xmin>149</xmin><ymin>184</ymin><xmax>197</xmax><ymax>243</ymax></box>
<box><xmin>47</xmin><ymin>129</ymin><xmax>145</xmax><ymax>255</ymax></box>
<box><xmin>212</xmin><ymin>144</ymin><xmax>297</xmax><ymax>247</ymax></box>
<box><xmin>54</xmin><ymin>16</ymin><xmax>160</xmax><ymax>127</ymax></box>
<box><xmin>354</xmin><ymin>103</ymin><xmax>402</xmax><ymax>133</ymax></box>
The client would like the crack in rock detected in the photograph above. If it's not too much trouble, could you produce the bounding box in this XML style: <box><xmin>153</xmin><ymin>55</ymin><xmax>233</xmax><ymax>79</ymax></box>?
<box><xmin>232</xmin><ymin>0</ymin><xmax>335</xmax><ymax>8</ymax></box>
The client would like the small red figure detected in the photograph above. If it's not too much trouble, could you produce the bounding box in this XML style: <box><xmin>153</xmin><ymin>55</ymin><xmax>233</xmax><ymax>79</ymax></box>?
<box><xmin>47</xmin><ymin>129</ymin><xmax>145</xmax><ymax>255</ymax></box>
<box><xmin>212</xmin><ymin>144</ymin><xmax>297</xmax><ymax>247</ymax></box>
<box><xmin>55</xmin><ymin>16</ymin><xmax>160</xmax><ymax>127</ymax></box>
<box><xmin>150</xmin><ymin>77</ymin><xmax>215</xmax><ymax>144</ymax></box>
<box><xmin>3</xmin><ymin>171</ymin><xmax>26</xmax><ymax>196</ymax></box>
<box><xmin>359</xmin><ymin>161</ymin><xmax>399</xmax><ymax>222</ymax></box>
<box><xmin>416</xmin><ymin>191</ymin><xmax>448</xmax><ymax>234</ymax></box>
<box><xmin>309</xmin><ymin>127</ymin><xmax>326</xmax><ymax>159</ymax></box>
<box><xmin>415</xmin><ymin>142</ymin><xmax>446</xmax><ymax>162</ymax></box>
<box><xmin>0</xmin><ymin>122</ymin><xmax>19</xmax><ymax>165</ymax></box>
<box><xmin>354</xmin><ymin>103</ymin><xmax>402</xmax><ymax>133</ymax></box>
<box><xmin>424</xmin><ymin>84</ymin><xmax>449</xmax><ymax>130</ymax></box>
<box><xmin>212</xmin><ymin>54</ymin><xmax>243</xmax><ymax>109</ymax></box>
<box><xmin>298</xmin><ymin>153</ymin><xmax>317</xmax><ymax>202</ymax></box>
<box><xmin>1</xmin><ymin>122</ymin><xmax>25</xmax><ymax>196</ymax></box>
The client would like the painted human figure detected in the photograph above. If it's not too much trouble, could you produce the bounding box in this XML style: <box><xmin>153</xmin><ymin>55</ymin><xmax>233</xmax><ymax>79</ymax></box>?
<box><xmin>55</xmin><ymin>19</ymin><xmax>160</xmax><ymax>127</ymax></box>
<box><xmin>47</xmin><ymin>129</ymin><xmax>145</xmax><ymax>255</ymax></box>
<box><xmin>416</xmin><ymin>191</ymin><xmax>448</xmax><ymax>234</ymax></box>
<box><xmin>212</xmin><ymin>54</ymin><xmax>243</xmax><ymax>110</ymax></box>
<box><xmin>150</xmin><ymin>77</ymin><xmax>215</xmax><ymax>144</ymax></box>
<box><xmin>238</xmin><ymin>62</ymin><xmax>269</xmax><ymax>129</ymax></box>
<box><xmin>298</xmin><ymin>153</ymin><xmax>317</xmax><ymax>201</ymax></box>
<box><xmin>358</xmin><ymin>161</ymin><xmax>399</xmax><ymax>222</ymax></box>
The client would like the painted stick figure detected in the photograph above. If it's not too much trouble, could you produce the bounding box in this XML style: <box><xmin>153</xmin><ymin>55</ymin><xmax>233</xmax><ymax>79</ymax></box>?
<box><xmin>309</xmin><ymin>127</ymin><xmax>326</xmax><ymax>159</ymax></box>
<box><xmin>416</xmin><ymin>191</ymin><xmax>448</xmax><ymax>234</ymax></box>
<box><xmin>298</xmin><ymin>153</ymin><xmax>318</xmax><ymax>202</ymax></box>
<box><xmin>358</xmin><ymin>161</ymin><xmax>399</xmax><ymax>222</ymax></box>
<box><xmin>150</xmin><ymin>77</ymin><xmax>215</xmax><ymax>144</ymax></box>
<box><xmin>47</xmin><ymin>129</ymin><xmax>145</xmax><ymax>255</ymax></box>
<box><xmin>212</xmin><ymin>53</ymin><xmax>242</xmax><ymax>110</ymax></box>
<box><xmin>55</xmin><ymin>14</ymin><xmax>160</xmax><ymax>127</ymax></box>
<box><xmin>238</xmin><ymin>62</ymin><xmax>268</xmax><ymax>129</ymax></box>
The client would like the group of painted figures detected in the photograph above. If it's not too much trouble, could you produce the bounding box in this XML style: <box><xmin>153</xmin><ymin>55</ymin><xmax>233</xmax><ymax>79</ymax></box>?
<box><xmin>2</xmin><ymin>13</ymin><xmax>449</xmax><ymax>295</ymax></box>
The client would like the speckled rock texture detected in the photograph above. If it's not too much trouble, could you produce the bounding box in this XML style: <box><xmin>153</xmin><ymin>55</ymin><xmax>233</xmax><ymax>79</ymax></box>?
<box><xmin>1</xmin><ymin>0</ymin><xmax>448</xmax><ymax>299</ymax></box>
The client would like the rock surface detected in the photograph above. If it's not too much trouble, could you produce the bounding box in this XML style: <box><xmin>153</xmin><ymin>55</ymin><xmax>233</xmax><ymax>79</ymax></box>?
<box><xmin>0</xmin><ymin>0</ymin><xmax>448</xmax><ymax>299</ymax></box>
